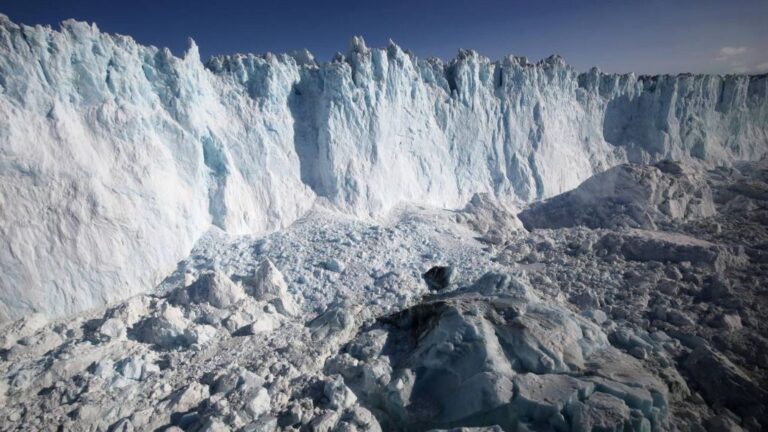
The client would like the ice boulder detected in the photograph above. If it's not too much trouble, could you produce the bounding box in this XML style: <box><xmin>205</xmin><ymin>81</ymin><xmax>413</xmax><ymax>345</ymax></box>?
<box><xmin>171</xmin><ymin>271</ymin><xmax>245</xmax><ymax>309</ymax></box>
<box><xmin>98</xmin><ymin>318</ymin><xmax>128</xmax><ymax>340</ymax></box>
<box><xmin>131</xmin><ymin>303</ymin><xmax>196</xmax><ymax>349</ymax></box>
<box><xmin>457</xmin><ymin>193</ymin><xmax>523</xmax><ymax>245</ymax></box>
<box><xmin>244</xmin><ymin>259</ymin><xmax>299</xmax><ymax>316</ymax></box>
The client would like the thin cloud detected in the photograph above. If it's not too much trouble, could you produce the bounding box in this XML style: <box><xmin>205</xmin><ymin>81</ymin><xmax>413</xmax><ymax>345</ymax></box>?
<box><xmin>716</xmin><ymin>46</ymin><xmax>748</xmax><ymax>61</ymax></box>
<box><xmin>754</xmin><ymin>61</ymin><xmax>768</xmax><ymax>73</ymax></box>
<box><xmin>720</xmin><ymin>46</ymin><xmax>748</xmax><ymax>56</ymax></box>
<box><xmin>723</xmin><ymin>59</ymin><xmax>768</xmax><ymax>75</ymax></box>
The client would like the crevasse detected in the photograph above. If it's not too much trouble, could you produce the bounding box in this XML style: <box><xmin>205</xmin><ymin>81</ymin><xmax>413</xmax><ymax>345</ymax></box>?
<box><xmin>0</xmin><ymin>16</ymin><xmax>766</xmax><ymax>321</ymax></box>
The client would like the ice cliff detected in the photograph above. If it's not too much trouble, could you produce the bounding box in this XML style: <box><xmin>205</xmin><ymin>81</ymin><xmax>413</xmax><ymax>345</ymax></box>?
<box><xmin>0</xmin><ymin>16</ymin><xmax>767</xmax><ymax>321</ymax></box>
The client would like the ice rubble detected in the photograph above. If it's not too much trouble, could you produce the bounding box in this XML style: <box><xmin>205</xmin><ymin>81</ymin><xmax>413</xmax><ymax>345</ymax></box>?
<box><xmin>1</xmin><ymin>161</ymin><xmax>768</xmax><ymax>431</ymax></box>
<box><xmin>331</xmin><ymin>273</ymin><xmax>668</xmax><ymax>431</ymax></box>
<box><xmin>519</xmin><ymin>161</ymin><xmax>716</xmax><ymax>230</ymax></box>
<box><xmin>1</xmin><ymin>15</ymin><xmax>767</xmax><ymax>321</ymax></box>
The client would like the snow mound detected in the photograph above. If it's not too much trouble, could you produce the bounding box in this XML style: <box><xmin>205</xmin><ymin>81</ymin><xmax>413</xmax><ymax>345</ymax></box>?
<box><xmin>519</xmin><ymin>161</ymin><xmax>716</xmax><ymax>230</ymax></box>
<box><xmin>331</xmin><ymin>273</ymin><xmax>668</xmax><ymax>430</ymax></box>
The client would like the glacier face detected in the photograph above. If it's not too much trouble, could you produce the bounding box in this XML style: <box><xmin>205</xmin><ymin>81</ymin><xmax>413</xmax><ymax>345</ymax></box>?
<box><xmin>0</xmin><ymin>16</ymin><xmax>766</xmax><ymax>321</ymax></box>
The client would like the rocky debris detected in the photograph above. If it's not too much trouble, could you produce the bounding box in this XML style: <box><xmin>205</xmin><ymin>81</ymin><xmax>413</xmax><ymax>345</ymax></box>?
<box><xmin>666</xmin><ymin>309</ymin><xmax>696</xmax><ymax>327</ymax></box>
<box><xmin>698</xmin><ymin>274</ymin><xmax>733</xmax><ymax>301</ymax></box>
<box><xmin>706</xmin><ymin>414</ymin><xmax>747</xmax><ymax>432</ymax></box>
<box><xmin>594</xmin><ymin>232</ymin><xmax>747</xmax><ymax>322</ymax></box>
<box><xmin>519</xmin><ymin>161</ymin><xmax>716</xmax><ymax>230</ymax></box>
<box><xmin>583</xmin><ymin>309</ymin><xmax>609</xmax><ymax>325</ymax></box>
<box><xmin>422</xmin><ymin>266</ymin><xmax>457</xmax><ymax>291</ymax></box>
<box><xmin>712</xmin><ymin>313</ymin><xmax>743</xmax><ymax>332</ymax></box>
<box><xmin>597</xmin><ymin>229</ymin><xmax>728</xmax><ymax>265</ymax></box>
<box><xmin>684</xmin><ymin>346</ymin><xmax>768</xmax><ymax>423</ymax></box>
<box><xmin>169</xmin><ymin>382</ymin><xmax>210</xmax><ymax>412</ymax></box>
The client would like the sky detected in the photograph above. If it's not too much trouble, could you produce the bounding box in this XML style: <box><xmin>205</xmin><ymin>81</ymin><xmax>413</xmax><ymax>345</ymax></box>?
<box><xmin>1</xmin><ymin>0</ymin><xmax>766</xmax><ymax>74</ymax></box>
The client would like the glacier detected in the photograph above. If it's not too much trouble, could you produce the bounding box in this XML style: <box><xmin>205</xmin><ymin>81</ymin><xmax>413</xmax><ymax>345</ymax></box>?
<box><xmin>0</xmin><ymin>15</ymin><xmax>767</xmax><ymax>322</ymax></box>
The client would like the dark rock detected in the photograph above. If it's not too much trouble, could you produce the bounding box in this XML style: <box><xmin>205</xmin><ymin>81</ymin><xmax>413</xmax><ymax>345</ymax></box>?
<box><xmin>699</xmin><ymin>274</ymin><xmax>733</xmax><ymax>301</ymax></box>
<box><xmin>600</xmin><ymin>230</ymin><xmax>721</xmax><ymax>265</ymax></box>
<box><xmin>421</xmin><ymin>266</ymin><xmax>456</xmax><ymax>291</ymax></box>
<box><xmin>684</xmin><ymin>346</ymin><xmax>768</xmax><ymax>421</ymax></box>
<box><xmin>706</xmin><ymin>414</ymin><xmax>745</xmax><ymax>432</ymax></box>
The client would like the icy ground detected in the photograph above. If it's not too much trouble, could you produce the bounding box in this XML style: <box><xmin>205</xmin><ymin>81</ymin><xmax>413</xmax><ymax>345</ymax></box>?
<box><xmin>1</xmin><ymin>160</ymin><xmax>767</xmax><ymax>431</ymax></box>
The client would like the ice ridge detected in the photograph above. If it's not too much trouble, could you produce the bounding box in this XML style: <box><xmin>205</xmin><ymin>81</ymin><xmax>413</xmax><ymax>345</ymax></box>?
<box><xmin>0</xmin><ymin>15</ymin><xmax>766</xmax><ymax>320</ymax></box>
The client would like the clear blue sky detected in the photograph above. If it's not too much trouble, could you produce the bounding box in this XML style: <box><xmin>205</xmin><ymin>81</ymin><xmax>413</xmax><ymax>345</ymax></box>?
<box><xmin>1</xmin><ymin>0</ymin><xmax>766</xmax><ymax>74</ymax></box>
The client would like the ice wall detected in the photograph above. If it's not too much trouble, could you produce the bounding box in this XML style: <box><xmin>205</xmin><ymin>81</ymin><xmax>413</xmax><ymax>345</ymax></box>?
<box><xmin>0</xmin><ymin>16</ymin><xmax>766</xmax><ymax>321</ymax></box>
<box><xmin>0</xmin><ymin>17</ymin><xmax>314</xmax><ymax>321</ymax></box>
